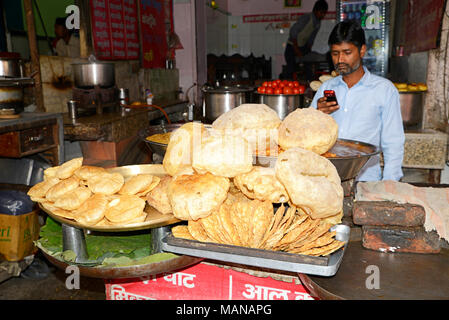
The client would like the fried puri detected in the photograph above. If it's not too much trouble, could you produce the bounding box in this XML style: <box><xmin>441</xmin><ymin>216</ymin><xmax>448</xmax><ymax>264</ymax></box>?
<box><xmin>192</xmin><ymin>133</ymin><xmax>253</xmax><ymax>178</ymax></box>
<box><xmin>167</xmin><ymin>172</ymin><xmax>230</xmax><ymax>221</ymax></box>
<box><xmin>233</xmin><ymin>166</ymin><xmax>289</xmax><ymax>203</ymax></box>
<box><xmin>163</xmin><ymin>122</ymin><xmax>209</xmax><ymax>176</ymax></box>
<box><xmin>145</xmin><ymin>175</ymin><xmax>173</xmax><ymax>214</ymax></box>
<box><xmin>275</xmin><ymin>147</ymin><xmax>343</xmax><ymax>219</ymax></box>
<box><xmin>278</xmin><ymin>107</ymin><xmax>338</xmax><ymax>154</ymax></box>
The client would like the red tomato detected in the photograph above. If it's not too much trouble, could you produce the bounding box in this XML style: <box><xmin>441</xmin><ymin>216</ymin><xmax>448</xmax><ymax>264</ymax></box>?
<box><xmin>293</xmin><ymin>81</ymin><xmax>300</xmax><ymax>88</ymax></box>
<box><xmin>283</xmin><ymin>87</ymin><xmax>292</xmax><ymax>94</ymax></box>
<box><xmin>274</xmin><ymin>88</ymin><xmax>282</xmax><ymax>95</ymax></box>
<box><xmin>262</xmin><ymin>81</ymin><xmax>269</xmax><ymax>87</ymax></box>
<box><xmin>287</xmin><ymin>81</ymin><xmax>294</xmax><ymax>88</ymax></box>
<box><xmin>265</xmin><ymin>87</ymin><xmax>273</xmax><ymax>94</ymax></box>
<box><xmin>257</xmin><ymin>86</ymin><xmax>266</xmax><ymax>94</ymax></box>
<box><xmin>293</xmin><ymin>87</ymin><xmax>300</xmax><ymax>95</ymax></box>
<box><xmin>275</xmin><ymin>79</ymin><xmax>282</xmax><ymax>85</ymax></box>
<box><xmin>282</xmin><ymin>80</ymin><xmax>289</xmax><ymax>86</ymax></box>
<box><xmin>298</xmin><ymin>85</ymin><xmax>306</xmax><ymax>94</ymax></box>
<box><xmin>271</xmin><ymin>81</ymin><xmax>278</xmax><ymax>88</ymax></box>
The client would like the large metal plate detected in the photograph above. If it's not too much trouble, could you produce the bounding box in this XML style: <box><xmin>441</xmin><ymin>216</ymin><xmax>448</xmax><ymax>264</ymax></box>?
<box><xmin>140</xmin><ymin>124</ymin><xmax>379</xmax><ymax>181</ymax></box>
<box><xmin>41</xmin><ymin>249</ymin><xmax>202</xmax><ymax>279</ymax></box>
<box><xmin>39</xmin><ymin>164</ymin><xmax>180</xmax><ymax>232</ymax></box>
<box><xmin>162</xmin><ymin>224</ymin><xmax>350</xmax><ymax>277</ymax></box>
<box><xmin>254</xmin><ymin>139</ymin><xmax>380</xmax><ymax>181</ymax></box>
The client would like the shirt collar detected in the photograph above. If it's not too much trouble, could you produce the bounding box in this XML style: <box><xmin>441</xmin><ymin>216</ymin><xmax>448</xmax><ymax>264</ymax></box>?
<box><xmin>335</xmin><ymin>65</ymin><xmax>371</xmax><ymax>88</ymax></box>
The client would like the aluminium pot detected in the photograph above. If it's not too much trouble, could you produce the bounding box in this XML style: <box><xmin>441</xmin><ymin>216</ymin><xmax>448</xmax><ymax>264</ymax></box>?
<box><xmin>256</xmin><ymin>92</ymin><xmax>304</xmax><ymax>120</ymax></box>
<box><xmin>201</xmin><ymin>85</ymin><xmax>254</xmax><ymax>123</ymax></box>
<box><xmin>72</xmin><ymin>62</ymin><xmax>115</xmax><ymax>88</ymax></box>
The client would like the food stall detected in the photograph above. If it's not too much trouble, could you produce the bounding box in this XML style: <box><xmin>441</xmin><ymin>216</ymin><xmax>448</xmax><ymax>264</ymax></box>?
<box><xmin>1</xmin><ymin>0</ymin><xmax>449</xmax><ymax>302</ymax></box>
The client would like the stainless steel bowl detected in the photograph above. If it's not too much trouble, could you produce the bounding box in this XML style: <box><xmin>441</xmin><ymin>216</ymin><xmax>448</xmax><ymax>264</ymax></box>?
<box><xmin>255</xmin><ymin>92</ymin><xmax>304</xmax><ymax>119</ymax></box>
<box><xmin>0</xmin><ymin>57</ymin><xmax>23</xmax><ymax>78</ymax></box>
<box><xmin>139</xmin><ymin>123</ymin><xmax>184</xmax><ymax>156</ymax></box>
<box><xmin>254</xmin><ymin>139</ymin><xmax>380</xmax><ymax>181</ymax></box>
<box><xmin>72</xmin><ymin>62</ymin><xmax>115</xmax><ymax>88</ymax></box>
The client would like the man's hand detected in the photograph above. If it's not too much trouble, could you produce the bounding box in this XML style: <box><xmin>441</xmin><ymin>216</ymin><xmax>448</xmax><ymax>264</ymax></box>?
<box><xmin>317</xmin><ymin>97</ymin><xmax>340</xmax><ymax>114</ymax></box>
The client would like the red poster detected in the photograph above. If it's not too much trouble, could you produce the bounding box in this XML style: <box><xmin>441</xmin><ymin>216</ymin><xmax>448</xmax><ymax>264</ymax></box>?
<box><xmin>123</xmin><ymin>0</ymin><xmax>139</xmax><ymax>59</ymax></box>
<box><xmin>90</xmin><ymin>0</ymin><xmax>112</xmax><ymax>59</ymax></box>
<box><xmin>404</xmin><ymin>0</ymin><xmax>445</xmax><ymax>55</ymax></box>
<box><xmin>90</xmin><ymin>0</ymin><xmax>140</xmax><ymax>60</ymax></box>
<box><xmin>109</xmin><ymin>0</ymin><xmax>126</xmax><ymax>59</ymax></box>
<box><xmin>139</xmin><ymin>0</ymin><xmax>167</xmax><ymax>68</ymax></box>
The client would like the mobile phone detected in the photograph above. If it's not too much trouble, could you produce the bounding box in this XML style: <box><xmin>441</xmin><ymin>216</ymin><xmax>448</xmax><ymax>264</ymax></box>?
<box><xmin>324</xmin><ymin>90</ymin><xmax>338</xmax><ymax>104</ymax></box>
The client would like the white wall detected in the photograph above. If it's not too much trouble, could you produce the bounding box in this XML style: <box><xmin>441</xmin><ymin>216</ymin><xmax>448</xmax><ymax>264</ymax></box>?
<box><xmin>174</xmin><ymin>0</ymin><xmax>198</xmax><ymax>102</ymax></box>
<box><xmin>206</xmin><ymin>0</ymin><xmax>337</xmax><ymax>78</ymax></box>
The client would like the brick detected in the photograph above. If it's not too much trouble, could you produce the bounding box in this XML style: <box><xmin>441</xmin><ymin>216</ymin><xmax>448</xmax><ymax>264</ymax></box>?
<box><xmin>362</xmin><ymin>225</ymin><xmax>440</xmax><ymax>254</ymax></box>
<box><xmin>352</xmin><ymin>201</ymin><xmax>425</xmax><ymax>227</ymax></box>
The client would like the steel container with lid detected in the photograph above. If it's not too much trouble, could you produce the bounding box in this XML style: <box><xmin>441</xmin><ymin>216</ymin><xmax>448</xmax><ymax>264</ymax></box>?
<box><xmin>201</xmin><ymin>85</ymin><xmax>254</xmax><ymax>123</ymax></box>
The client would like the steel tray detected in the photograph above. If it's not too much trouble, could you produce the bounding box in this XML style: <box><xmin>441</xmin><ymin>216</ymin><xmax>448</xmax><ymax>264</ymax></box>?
<box><xmin>161</xmin><ymin>224</ymin><xmax>350</xmax><ymax>277</ymax></box>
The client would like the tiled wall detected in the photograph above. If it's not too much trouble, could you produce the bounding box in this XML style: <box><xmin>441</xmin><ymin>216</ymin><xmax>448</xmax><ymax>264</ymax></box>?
<box><xmin>207</xmin><ymin>15</ymin><xmax>336</xmax><ymax>78</ymax></box>
<box><xmin>31</xmin><ymin>56</ymin><xmax>179</xmax><ymax>113</ymax></box>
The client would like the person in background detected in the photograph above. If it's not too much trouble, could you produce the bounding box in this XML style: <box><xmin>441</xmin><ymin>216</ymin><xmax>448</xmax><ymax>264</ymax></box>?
<box><xmin>311</xmin><ymin>20</ymin><xmax>405</xmax><ymax>182</ymax></box>
<box><xmin>283</xmin><ymin>0</ymin><xmax>328</xmax><ymax>80</ymax></box>
<box><xmin>53</xmin><ymin>17</ymin><xmax>80</xmax><ymax>58</ymax></box>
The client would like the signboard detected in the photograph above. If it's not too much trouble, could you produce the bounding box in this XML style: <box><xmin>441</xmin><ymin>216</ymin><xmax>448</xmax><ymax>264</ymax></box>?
<box><xmin>404</xmin><ymin>0</ymin><xmax>445</xmax><ymax>55</ymax></box>
<box><xmin>139</xmin><ymin>0</ymin><xmax>168</xmax><ymax>68</ymax></box>
<box><xmin>90</xmin><ymin>0</ymin><xmax>139</xmax><ymax>60</ymax></box>
<box><xmin>105</xmin><ymin>262</ymin><xmax>316</xmax><ymax>300</ymax></box>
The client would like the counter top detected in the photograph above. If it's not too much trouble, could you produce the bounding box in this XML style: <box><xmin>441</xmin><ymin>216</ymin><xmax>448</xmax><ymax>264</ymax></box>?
<box><xmin>0</xmin><ymin>112</ymin><xmax>63</xmax><ymax>134</ymax></box>
<box><xmin>63</xmin><ymin>100</ymin><xmax>188</xmax><ymax>142</ymax></box>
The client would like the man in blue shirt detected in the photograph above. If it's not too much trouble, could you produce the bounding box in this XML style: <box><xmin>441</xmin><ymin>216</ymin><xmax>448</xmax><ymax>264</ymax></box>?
<box><xmin>283</xmin><ymin>0</ymin><xmax>328</xmax><ymax>79</ymax></box>
<box><xmin>311</xmin><ymin>20</ymin><xmax>405</xmax><ymax>181</ymax></box>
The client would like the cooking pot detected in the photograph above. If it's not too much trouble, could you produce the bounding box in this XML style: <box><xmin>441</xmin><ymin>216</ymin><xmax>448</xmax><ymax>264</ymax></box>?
<box><xmin>256</xmin><ymin>92</ymin><xmax>303</xmax><ymax>119</ymax></box>
<box><xmin>72</xmin><ymin>62</ymin><xmax>115</xmax><ymax>88</ymax></box>
<box><xmin>0</xmin><ymin>56</ymin><xmax>23</xmax><ymax>78</ymax></box>
<box><xmin>201</xmin><ymin>85</ymin><xmax>254</xmax><ymax>123</ymax></box>
<box><xmin>0</xmin><ymin>86</ymin><xmax>23</xmax><ymax>114</ymax></box>
<box><xmin>399</xmin><ymin>91</ymin><xmax>424</xmax><ymax>128</ymax></box>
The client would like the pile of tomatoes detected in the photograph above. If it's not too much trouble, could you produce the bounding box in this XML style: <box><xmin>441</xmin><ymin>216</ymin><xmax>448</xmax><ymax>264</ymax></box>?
<box><xmin>257</xmin><ymin>79</ymin><xmax>306</xmax><ymax>95</ymax></box>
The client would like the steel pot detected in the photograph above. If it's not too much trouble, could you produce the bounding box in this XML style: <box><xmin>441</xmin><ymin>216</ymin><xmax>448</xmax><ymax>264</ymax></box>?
<box><xmin>256</xmin><ymin>93</ymin><xmax>303</xmax><ymax>120</ymax></box>
<box><xmin>0</xmin><ymin>87</ymin><xmax>23</xmax><ymax>114</ymax></box>
<box><xmin>201</xmin><ymin>85</ymin><xmax>254</xmax><ymax>122</ymax></box>
<box><xmin>72</xmin><ymin>62</ymin><xmax>115</xmax><ymax>88</ymax></box>
<box><xmin>399</xmin><ymin>91</ymin><xmax>424</xmax><ymax>128</ymax></box>
<box><xmin>0</xmin><ymin>57</ymin><xmax>23</xmax><ymax>78</ymax></box>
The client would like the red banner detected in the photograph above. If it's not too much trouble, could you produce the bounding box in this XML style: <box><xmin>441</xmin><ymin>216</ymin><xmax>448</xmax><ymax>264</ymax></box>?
<box><xmin>90</xmin><ymin>0</ymin><xmax>140</xmax><ymax>60</ymax></box>
<box><xmin>105</xmin><ymin>262</ymin><xmax>316</xmax><ymax>300</ymax></box>
<box><xmin>139</xmin><ymin>0</ymin><xmax>167</xmax><ymax>68</ymax></box>
<box><xmin>404</xmin><ymin>0</ymin><xmax>445</xmax><ymax>55</ymax></box>
<box><xmin>243</xmin><ymin>11</ymin><xmax>336</xmax><ymax>23</ymax></box>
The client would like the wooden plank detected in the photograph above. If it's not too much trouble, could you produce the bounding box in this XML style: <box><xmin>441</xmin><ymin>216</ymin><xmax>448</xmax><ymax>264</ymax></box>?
<box><xmin>23</xmin><ymin>0</ymin><xmax>45</xmax><ymax>112</ymax></box>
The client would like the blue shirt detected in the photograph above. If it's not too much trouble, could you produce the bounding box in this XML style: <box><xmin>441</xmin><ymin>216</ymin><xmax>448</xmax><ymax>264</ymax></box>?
<box><xmin>311</xmin><ymin>67</ymin><xmax>405</xmax><ymax>181</ymax></box>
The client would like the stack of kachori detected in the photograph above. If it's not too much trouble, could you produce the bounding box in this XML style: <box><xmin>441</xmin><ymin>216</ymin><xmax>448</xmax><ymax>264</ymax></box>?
<box><xmin>28</xmin><ymin>157</ymin><xmax>161</xmax><ymax>227</ymax></box>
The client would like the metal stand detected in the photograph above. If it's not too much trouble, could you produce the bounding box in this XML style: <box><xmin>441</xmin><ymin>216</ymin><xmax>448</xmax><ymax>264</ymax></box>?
<box><xmin>151</xmin><ymin>226</ymin><xmax>171</xmax><ymax>253</ymax></box>
<box><xmin>62</xmin><ymin>224</ymin><xmax>89</xmax><ymax>263</ymax></box>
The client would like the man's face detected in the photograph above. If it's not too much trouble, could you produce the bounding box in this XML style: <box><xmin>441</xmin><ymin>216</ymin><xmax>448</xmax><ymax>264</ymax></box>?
<box><xmin>314</xmin><ymin>10</ymin><xmax>327</xmax><ymax>20</ymax></box>
<box><xmin>55</xmin><ymin>25</ymin><xmax>66</xmax><ymax>38</ymax></box>
<box><xmin>330</xmin><ymin>42</ymin><xmax>366</xmax><ymax>76</ymax></box>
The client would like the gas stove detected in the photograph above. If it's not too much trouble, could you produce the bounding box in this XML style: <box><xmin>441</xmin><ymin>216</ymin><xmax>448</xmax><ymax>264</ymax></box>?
<box><xmin>72</xmin><ymin>85</ymin><xmax>120</xmax><ymax>116</ymax></box>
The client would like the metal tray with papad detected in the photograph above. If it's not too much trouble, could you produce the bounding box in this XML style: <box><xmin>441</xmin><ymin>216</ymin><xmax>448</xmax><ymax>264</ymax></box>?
<box><xmin>162</xmin><ymin>224</ymin><xmax>350</xmax><ymax>277</ymax></box>
<box><xmin>39</xmin><ymin>164</ymin><xmax>180</xmax><ymax>232</ymax></box>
